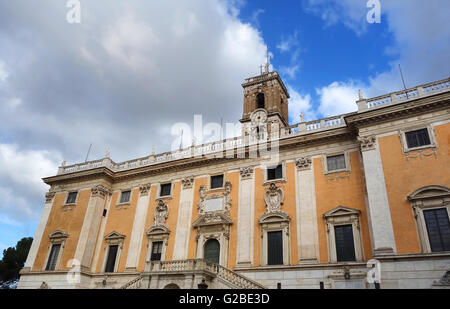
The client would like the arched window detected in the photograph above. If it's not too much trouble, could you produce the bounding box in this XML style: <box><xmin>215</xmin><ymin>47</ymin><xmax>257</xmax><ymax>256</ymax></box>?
<box><xmin>204</xmin><ymin>239</ymin><xmax>220</xmax><ymax>264</ymax></box>
<box><xmin>257</xmin><ymin>93</ymin><xmax>265</xmax><ymax>109</ymax></box>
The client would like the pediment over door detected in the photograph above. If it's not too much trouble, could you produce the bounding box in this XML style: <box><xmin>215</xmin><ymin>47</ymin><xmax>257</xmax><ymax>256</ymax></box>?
<box><xmin>323</xmin><ymin>206</ymin><xmax>361</xmax><ymax>218</ymax></box>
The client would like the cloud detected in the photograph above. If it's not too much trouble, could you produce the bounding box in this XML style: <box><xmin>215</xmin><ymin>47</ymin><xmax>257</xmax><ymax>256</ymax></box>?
<box><xmin>0</xmin><ymin>0</ymin><xmax>268</xmax><ymax>228</ymax></box>
<box><xmin>305</xmin><ymin>0</ymin><xmax>450</xmax><ymax>114</ymax></box>
<box><xmin>316</xmin><ymin>81</ymin><xmax>363</xmax><ymax>117</ymax></box>
<box><xmin>0</xmin><ymin>144</ymin><xmax>61</xmax><ymax>222</ymax></box>
<box><xmin>287</xmin><ymin>86</ymin><xmax>315</xmax><ymax>123</ymax></box>
<box><xmin>277</xmin><ymin>32</ymin><xmax>303</xmax><ymax>79</ymax></box>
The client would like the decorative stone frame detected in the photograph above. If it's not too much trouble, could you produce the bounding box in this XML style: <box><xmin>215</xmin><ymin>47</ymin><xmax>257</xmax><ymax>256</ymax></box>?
<box><xmin>193</xmin><ymin>182</ymin><xmax>233</xmax><ymax>267</ymax></box>
<box><xmin>323</xmin><ymin>206</ymin><xmax>364</xmax><ymax>263</ymax></box>
<box><xmin>258</xmin><ymin>212</ymin><xmax>290</xmax><ymax>266</ymax></box>
<box><xmin>43</xmin><ymin>230</ymin><xmax>68</xmax><ymax>271</ymax></box>
<box><xmin>262</xmin><ymin>161</ymin><xmax>287</xmax><ymax>185</ymax></box>
<box><xmin>399</xmin><ymin>125</ymin><xmax>438</xmax><ymax>154</ymax></box>
<box><xmin>157</xmin><ymin>182</ymin><xmax>173</xmax><ymax>199</ymax></box>
<box><xmin>145</xmin><ymin>225</ymin><xmax>170</xmax><ymax>263</ymax></box>
<box><xmin>322</xmin><ymin>151</ymin><xmax>351</xmax><ymax>175</ymax></box>
<box><xmin>63</xmin><ymin>191</ymin><xmax>79</xmax><ymax>210</ymax></box>
<box><xmin>116</xmin><ymin>189</ymin><xmax>132</xmax><ymax>208</ymax></box>
<box><xmin>408</xmin><ymin>185</ymin><xmax>450</xmax><ymax>253</ymax></box>
<box><xmin>101</xmin><ymin>231</ymin><xmax>125</xmax><ymax>273</ymax></box>
<box><xmin>207</xmin><ymin>173</ymin><xmax>227</xmax><ymax>191</ymax></box>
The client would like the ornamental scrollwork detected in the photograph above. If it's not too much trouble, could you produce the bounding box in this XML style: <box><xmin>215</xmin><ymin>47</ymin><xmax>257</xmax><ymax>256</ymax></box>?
<box><xmin>295</xmin><ymin>157</ymin><xmax>312</xmax><ymax>170</ymax></box>
<box><xmin>264</xmin><ymin>183</ymin><xmax>284</xmax><ymax>213</ymax></box>
<box><xmin>358</xmin><ymin>135</ymin><xmax>377</xmax><ymax>152</ymax></box>
<box><xmin>154</xmin><ymin>200</ymin><xmax>169</xmax><ymax>226</ymax></box>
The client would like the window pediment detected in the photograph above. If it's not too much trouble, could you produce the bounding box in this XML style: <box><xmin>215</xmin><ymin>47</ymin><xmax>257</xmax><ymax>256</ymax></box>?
<box><xmin>105</xmin><ymin>231</ymin><xmax>125</xmax><ymax>241</ymax></box>
<box><xmin>146</xmin><ymin>225</ymin><xmax>170</xmax><ymax>236</ymax></box>
<box><xmin>192</xmin><ymin>212</ymin><xmax>233</xmax><ymax>228</ymax></box>
<box><xmin>323</xmin><ymin>206</ymin><xmax>361</xmax><ymax>219</ymax></box>
<box><xmin>258</xmin><ymin>211</ymin><xmax>290</xmax><ymax>224</ymax></box>
<box><xmin>408</xmin><ymin>185</ymin><xmax>450</xmax><ymax>201</ymax></box>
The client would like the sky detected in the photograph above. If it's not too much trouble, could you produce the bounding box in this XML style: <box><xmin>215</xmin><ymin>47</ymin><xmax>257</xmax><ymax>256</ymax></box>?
<box><xmin>0</xmin><ymin>0</ymin><xmax>449</xmax><ymax>257</ymax></box>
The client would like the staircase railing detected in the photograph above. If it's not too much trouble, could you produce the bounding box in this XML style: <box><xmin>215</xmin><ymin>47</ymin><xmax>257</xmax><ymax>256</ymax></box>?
<box><xmin>119</xmin><ymin>275</ymin><xmax>143</xmax><ymax>289</ymax></box>
<box><xmin>206</xmin><ymin>263</ymin><xmax>266</xmax><ymax>289</ymax></box>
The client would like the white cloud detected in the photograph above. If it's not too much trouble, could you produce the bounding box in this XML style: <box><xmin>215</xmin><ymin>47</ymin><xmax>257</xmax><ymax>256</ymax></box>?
<box><xmin>287</xmin><ymin>86</ymin><xmax>315</xmax><ymax>123</ymax></box>
<box><xmin>316</xmin><ymin>81</ymin><xmax>362</xmax><ymax>117</ymax></box>
<box><xmin>0</xmin><ymin>144</ymin><xmax>61</xmax><ymax>222</ymax></box>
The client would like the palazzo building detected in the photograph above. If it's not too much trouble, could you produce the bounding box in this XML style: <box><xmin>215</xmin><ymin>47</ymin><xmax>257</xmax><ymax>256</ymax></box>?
<box><xmin>18</xmin><ymin>67</ymin><xmax>450</xmax><ymax>289</ymax></box>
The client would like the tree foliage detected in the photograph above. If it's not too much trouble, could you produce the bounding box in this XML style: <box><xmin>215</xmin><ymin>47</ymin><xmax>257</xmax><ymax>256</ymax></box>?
<box><xmin>0</xmin><ymin>237</ymin><xmax>33</xmax><ymax>283</ymax></box>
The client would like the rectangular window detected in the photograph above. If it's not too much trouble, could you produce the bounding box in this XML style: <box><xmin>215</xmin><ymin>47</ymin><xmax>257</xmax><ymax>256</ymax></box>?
<box><xmin>405</xmin><ymin>128</ymin><xmax>431</xmax><ymax>148</ymax></box>
<box><xmin>424</xmin><ymin>208</ymin><xmax>450</xmax><ymax>252</ymax></box>
<box><xmin>160</xmin><ymin>183</ymin><xmax>171</xmax><ymax>197</ymax></box>
<box><xmin>267</xmin><ymin>231</ymin><xmax>283</xmax><ymax>265</ymax></box>
<box><xmin>105</xmin><ymin>245</ymin><xmax>118</xmax><ymax>273</ymax></box>
<box><xmin>327</xmin><ymin>154</ymin><xmax>346</xmax><ymax>172</ymax></box>
<box><xmin>151</xmin><ymin>241</ymin><xmax>163</xmax><ymax>261</ymax></box>
<box><xmin>334</xmin><ymin>225</ymin><xmax>356</xmax><ymax>262</ymax></box>
<box><xmin>119</xmin><ymin>190</ymin><xmax>131</xmax><ymax>204</ymax></box>
<box><xmin>45</xmin><ymin>244</ymin><xmax>61</xmax><ymax>271</ymax></box>
<box><xmin>211</xmin><ymin>175</ymin><xmax>224</xmax><ymax>189</ymax></box>
<box><xmin>267</xmin><ymin>165</ymin><xmax>283</xmax><ymax>181</ymax></box>
<box><xmin>66</xmin><ymin>192</ymin><xmax>77</xmax><ymax>204</ymax></box>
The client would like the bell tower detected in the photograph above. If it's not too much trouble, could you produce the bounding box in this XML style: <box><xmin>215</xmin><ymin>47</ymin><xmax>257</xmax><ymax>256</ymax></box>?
<box><xmin>240</xmin><ymin>60</ymin><xmax>290</xmax><ymax>138</ymax></box>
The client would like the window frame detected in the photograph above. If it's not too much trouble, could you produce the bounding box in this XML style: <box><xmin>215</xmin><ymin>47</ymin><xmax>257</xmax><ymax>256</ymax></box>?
<box><xmin>323</xmin><ymin>206</ymin><xmax>364</xmax><ymax>263</ymax></box>
<box><xmin>65</xmin><ymin>191</ymin><xmax>78</xmax><ymax>205</ymax></box>
<box><xmin>150</xmin><ymin>241</ymin><xmax>163</xmax><ymax>262</ymax></box>
<box><xmin>43</xmin><ymin>230</ymin><xmax>68</xmax><ymax>272</ymax></box>
<box><xmin>209</xmin><ymin>174</ymin><xmax>225</xmax><ymax>190</ymax></box>
<box><xmin>408</xmin><ymin>186</ymin><xmax>450</xmax><ymax>254</ymax></box>
<box><xmin>322</xmin><ymin>152</ymin><xmax>351</xmax><ymax>175</ymax></box>
<box><xmin>158</xmin><ymin>182</ymin><xmax>172</xmax><ymax>198</ymax></box>
<box><xmin>399</xmin><ymin>125</ymin><xmax>437</xmax><ymax>153</ymax></box>
<box><xmin>263</xmin><ymin>163</ymin><xmax>286</xmax><ymax>184</ymax></box>
<box><xmin>118</xmin><ymin>190</ymin><xmax>132</xmax><ymax>205</ymax></box>
<box><xmin>101</xmin><ymin>231</ymin><xmax>125</xmax><ymax>274</ymax></box>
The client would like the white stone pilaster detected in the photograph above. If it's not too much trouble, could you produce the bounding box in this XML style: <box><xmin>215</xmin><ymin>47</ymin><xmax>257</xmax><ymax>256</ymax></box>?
<box><xmin>23</xmin><ymin>192</ymin><xmax>55</xmax><ymax>270</ymax></box>
<box><xmin>295</xmin><ymin>157</ymin><xmax>319</xmax><ymax>263</ymax></box>
<box><xmin>172</xmin><ymin>178</ymin><xmax>195</xmax><ymax>260</ymax></box>
<box><xmin>125</xmin><ymin>184</ymin><xmax>151</xmax><ymax>271</ymax></box>
<box><xmin>73</xmin><ymin>186</ymin><xmax>109</xmax><ymax>270</ymax></box>
<box><xmin>236</xmin><ymin>167</ymin><xmax>255</xmax><ymax>267</ymax></box>
<box><xmin>360</xmin><ymin>137</ymin><xmax>397</xmax><ymax>256</ymax></box>
<box><xmin>91</xmin><ymin>192</ymin><xmax>113</xmax><ymax>272</ymax></box>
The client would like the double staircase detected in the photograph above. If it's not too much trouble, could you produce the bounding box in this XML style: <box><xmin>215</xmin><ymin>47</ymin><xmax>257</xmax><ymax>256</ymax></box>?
<box><xmin>119</xmin><ymin>259</ymin><xmax>265</xmax><ymax>289</ymax></box>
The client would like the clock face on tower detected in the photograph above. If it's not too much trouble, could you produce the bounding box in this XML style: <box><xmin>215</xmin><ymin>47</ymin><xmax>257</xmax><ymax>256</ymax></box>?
<box><xmin>250</xmin><ymin>109</ymin><xmax>268</xmax><ymax>125</ymax></box>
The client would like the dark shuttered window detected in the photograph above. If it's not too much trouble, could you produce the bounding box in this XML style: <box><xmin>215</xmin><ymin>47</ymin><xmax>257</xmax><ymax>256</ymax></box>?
<box><xmin>327</xmin><ymin>154</ymin><xmax>346</xmax><ymax>172</ymax></box>
<box><xmin>334</xmin><ymin>225</ymin><xmax>356</xmax><ymax>262</ymax></box>
<box><xmin>66</xmin><ymin>192</ymin><xmax>77</xmax><ymax>204</ymax></box>
<box><xmin>204</xmin><ymin>239</ymin><xmax>220</xmax><ymax>264</ymax></box>
<box><xmin>424</xmin><ymin>208</ymin><xmax>450</xmax><ymax>252</ymax></box>
<box><xmin>45</xmin><ymin>244</ymin><xmax>61</xmax><ymax>271</ymax></box>
<box><xmin>405</xmin><ymin>128</ymin><xmax>431</xmax><ymax>148</ymax></box>
<box><xmin>105</xmin><ymin>245</ymin><xmax>118</xmax><ymax>273</ymax></box>
<box><xmin>211</xmin><ymin>175</ymin><xmax>224</xmax><ymax>189</ymax></box>
<box><xmin>151</xmin><ymin>241</ymin><xmax>163</xmax><ymax>261</ymax></box>
<box><xmin>267</xmin><ymin>231</ymin><xmax>283</xmax><ymax>265</ymax></box>
<box><xmin>160</xmin><ymin>183</ymin><xmax>171</xmax><ymax>197</ymax></box>
<box><xmin>257</xmin><ymin>93</ymin><xmax>265</xmax><ymax>109</ymax></box>
<box><xmin>267</xmin><ymin>165</ymin><xmax>283</xmax><ymax>181</ymax></box>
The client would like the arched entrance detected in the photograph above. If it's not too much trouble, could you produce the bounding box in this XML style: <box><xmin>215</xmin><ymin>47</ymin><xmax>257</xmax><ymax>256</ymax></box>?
<box><xmin>204</xmin><ymin>239</ymin><xmax>220</xmax><ymax>264</ymax></box>
<box><xmin>163</xmin><ymin>283</ymin><xmax>180</xmax><ymax>289</ymax></box>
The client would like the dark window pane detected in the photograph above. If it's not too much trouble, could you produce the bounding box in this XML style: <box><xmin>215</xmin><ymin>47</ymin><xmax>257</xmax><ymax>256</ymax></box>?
<box><xmin>267</xmin><ymin>165</ymin><xmax>282</xmax><ymax>180</ymax></box>
<box><xmin>334</xmin><ymin>225</ymin><xmax>356</xmax><ymax>262</ymax></box>
<box><xmin>405</xmin><ymin>129</ymin><xmax>431</xmax><ymax>148</ymax></box>
<box><xmin>211</xmin><ymin>175</ymin><xmax>224</xmax><ymax>189</ymax></box>
<box><xmin>204</xmin><ymin>239</ymin><xmax>220</xmax><ymax>264</ymax></box>
<box><xmin>66</xmin><ymin>192</ymin><xmax>77</xmax><ymax>204</ymax></box>
<box><xmin>151</xmin><ymin>241</ymin><xmax>163</xmax><ymax>261</ymax></box>
<box><xmin>268</xmin><ymin>231</ymin><xmax>283</xmax><ymax>265</ymax></box>
<box><xmin>45</xmin><ymin>244</ymin><xmax>61</xmax><ymax>271</ymax></box>
<box><xmin>160</xmin><ymin>183</ymin><xmax>171</xmax><ymax>196</ymax></box>
<box><xmin>327</xmin><ymin>155</ymin><xmax>346</xmax><ymax>172</ymax></box>
<box><xmin>105</xmin><ymin>245</ymin><xmax>118</xmax><ymax>273</ymax></box>
<box><xmin>120</xmin><ymin>191</ymin><xmax>131</xmax><ymax>203</ymax></box>
<box><xmin>257</xmin><ymin>93</ymin><xmax>265</xmax><ymax>109</ymax></box>
<box><xmin>424</xmin><ymin>209</ymin><xmax>450</xmax><ymax>252</ymax></box>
